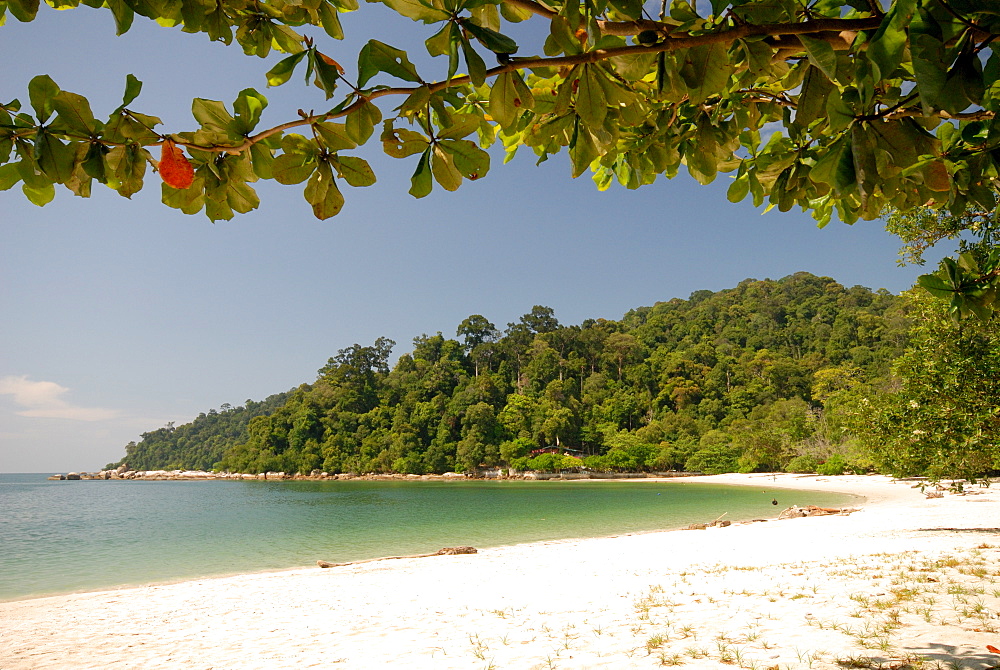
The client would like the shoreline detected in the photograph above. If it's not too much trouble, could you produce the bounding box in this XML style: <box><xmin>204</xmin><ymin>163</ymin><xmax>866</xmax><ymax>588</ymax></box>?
<box><xmin>3</xmin><ymin>474</ymin><xmax>1000</xmax><ymax>669</ymax></box>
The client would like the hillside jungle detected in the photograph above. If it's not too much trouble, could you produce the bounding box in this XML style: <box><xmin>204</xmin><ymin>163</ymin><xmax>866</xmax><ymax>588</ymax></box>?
<box><xmin>111</xmin><ymin>272</ymin><xmax>948</xmax><ymax>477</ymax></box>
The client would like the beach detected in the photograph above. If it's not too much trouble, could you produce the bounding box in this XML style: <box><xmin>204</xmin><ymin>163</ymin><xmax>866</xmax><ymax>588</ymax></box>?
<box><xmin>2</xmin><ymin>474</ymin><xmax>999</xmax><ymax>670</ymax></box>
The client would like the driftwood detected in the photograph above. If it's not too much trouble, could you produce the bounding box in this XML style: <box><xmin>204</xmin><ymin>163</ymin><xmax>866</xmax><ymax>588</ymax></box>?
<box><xmin>317</xmin><ymin>546</ymin><xmax>478</xmax><ymax>568</ymax></box>
<box><xmin>777</xmin><ymin>505</ymin><xmax>858</xmax><ymax>520</ymax></box>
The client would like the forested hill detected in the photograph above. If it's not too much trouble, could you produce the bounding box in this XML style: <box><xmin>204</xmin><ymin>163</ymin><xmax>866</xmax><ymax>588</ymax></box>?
<box><xmin>113</xmin><ymin>272</ymin><xmax>908</xmax><ymax>475</ymax></box>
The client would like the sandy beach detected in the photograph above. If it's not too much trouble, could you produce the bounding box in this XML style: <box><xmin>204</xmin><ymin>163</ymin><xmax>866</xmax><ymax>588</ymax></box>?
<box><xmin>2</xmin><ymin>474</ymin><xmax>999</xmax><ymax>670</ymax></box>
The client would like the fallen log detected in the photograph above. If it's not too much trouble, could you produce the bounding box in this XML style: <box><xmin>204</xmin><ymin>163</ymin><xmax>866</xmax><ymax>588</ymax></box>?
<box><xmin>317</xmin><ymin>546</ymin><xmax>478</xmax><ymax>568</ymax></box>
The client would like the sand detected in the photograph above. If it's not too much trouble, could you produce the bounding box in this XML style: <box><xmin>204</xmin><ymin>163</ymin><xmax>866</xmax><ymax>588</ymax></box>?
<box><xmin>2</xmin><ymin>473</ymin><xmax>999</xmax><ymax>670</ymax></box>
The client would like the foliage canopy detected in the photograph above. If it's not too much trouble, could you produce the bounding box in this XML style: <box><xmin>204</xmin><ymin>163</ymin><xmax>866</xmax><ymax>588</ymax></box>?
<box><xmin>2</xmin><ymin>0</ymin><xmax>999</xmax><ymax>226</ymax></box>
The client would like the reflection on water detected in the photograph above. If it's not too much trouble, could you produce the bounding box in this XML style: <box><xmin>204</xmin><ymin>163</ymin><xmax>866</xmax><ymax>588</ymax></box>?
<box><xmin>0</xmin><ymin>474</ymin><xmax>859</xmax><ymax>601</ymax></box>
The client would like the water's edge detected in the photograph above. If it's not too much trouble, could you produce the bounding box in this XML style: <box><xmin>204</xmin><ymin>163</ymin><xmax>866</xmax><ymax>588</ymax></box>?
<box><xmin>0</xmin><ymin>475</ymin><xmax>861</xmax><ymax>602</ymax></box>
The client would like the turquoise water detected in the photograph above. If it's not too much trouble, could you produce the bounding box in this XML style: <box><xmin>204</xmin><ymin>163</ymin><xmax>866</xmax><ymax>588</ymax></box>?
<box><xmin>0</xmin><ymin>474</ymin><xmax>860</xmax><ymax>601</ymax></box>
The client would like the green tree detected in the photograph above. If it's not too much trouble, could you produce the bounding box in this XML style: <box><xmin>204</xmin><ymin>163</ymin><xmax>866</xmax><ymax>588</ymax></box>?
<box><xmin>848</xmin><ymin>290</ymin><xmax>1000</xmax><ymax>480</ymax></box>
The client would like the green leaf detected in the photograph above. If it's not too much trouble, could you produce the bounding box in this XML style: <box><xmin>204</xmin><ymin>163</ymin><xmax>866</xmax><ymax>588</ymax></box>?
<box><xmin>191</xmin><ymin>98</ymin><xmax>235</xmax><ymax>132</ymax></box>
<box><xmin>272</xmin><ymin>136</ymin><xmax>319</xmax><ymax>184</ymax></box>
<box><xmin>333</xmin><ymin>155</ymin><xmax>376</xmax><ymax>186</ymax></box>
<box><xmin>7</xmin><ymin>0</ymin><xmax>40</xmax><ymax>22</ymax></box>
<box><xmin>865</xmin><ymin>0</ymin><xmax>916</xmax><ymax>80</ymax></box>
<box><xmin>798</xmin><ymin>35</ymin><xmax>837</xmax><ymax>82</ymax></box>
<box><xmin>437</xmin><ymin>113</ymin><xmax>481</xmax><ymax>140</ymax></box>
<box><xmin>266</xmin><ymin>51</ymin><xmax>307</xmax><ymax>87</ymax></box>
<box><xmin>575</xmin><ymin>65</ymin><xmax>607</xmax><ymax>128</ymax></box>
<box><xmin>440</xmin><ymin>139</ymin><xmax>489</xmax><ymax>179</ymax></box>
<box><xmin>315</xmin><ymin>122</ymin><xmax>357</xmax><ymax>151</ymax></box>
<box><xmin>489</xmin><ymin>71</ymin><xmax>520</xmax><ymax>129</ymax></box>
<box><xmin>28</xmin><ymin>75</ymin><xmax>60</xmax><ymax>124</ymax></box>
<box><xmin>425</xmin><ymin>22</ymin><xmax>452</xmax><ymax>57</ymax></box>
<box><xmin>727</xmin><ymin>173</ymin><xmax>749</xmax><ymax>203</ymax></box>
<box><xmin>35</xmin><ymin>133</ymin><xmax>75</xmax><ymax>183</ymax></box>
<box><xmin>105</xmin><ymin>144</ymin><xmax>147</xmax><ymax>198</ymax></box>
<box><xmin>0</xmin><ymin>163</ymin><xmax>22</xmax><ymax>191</ymax></box>
<box><xmin>272</xmin><ymin>152</ymin><xmax>318</xmax><ymax>184</ymax></box>
<box><xmin>569</xmin><ymin>121</ymin><xmax>599</xmax><ymax>178</ymax></box>
<box><xmin>851</xmin><ymin>124</ymin><xmax>878</xmax><ymax>209</ymax></box>
<box><xmin>810</xmin><ymin>134</ymin><xmax>855</xmax><ymax>192</ymax></box>
<box><xmin>106</xmin><ymin>0</ymin><xmax>134</xmax><ymax>34</ymax></box>
<box><xmin>303</xmin><ymin>162</ymin><xmax>344</xmax><ymax>219</ymax></box>
<box><xmin>381</xmin><ymin>125</ymin><xmax>429</xmax><ymax>158</ymax></box>
<box><xmin>318</xmin><ymin>0</ymin><xmax>344</xmax><ymax>40</ymax></box>
<box><xmin>796</xmin><ymin>65</ymin><xmax>833</xmax><ymax>128</ymax></box>
<box><xmin>679</xmin><ymin>43</ymin><xmax>729</xmax><ymax>104</ymax></box>
<box><xmin>22</xmin><ymin>181</ymin><xmax>55</xmax><ymax>207</ymax></box>
<box><xmin>82</xmin><ymin>142</ymin><xmax>109</xmax><ymax>183</ymax></box>
<box><xmin>382</xmin><ymin>0</ymin><xmax>448</xmax><ymax>23</ymax></box>
<box><xmin>345</xmin><ymin>101</ymin><xmax>382</xmax><ymax>144</ymax></box>
<box><xmin>232</xmin><ymin>88</ymin><xmax>267</xmax><ymax>134</ymax></box>
<box><xmin>462</xmin><ymin>20</ymin><xmax>518</xmax><ymax>55</ymax></box>
<box><xmin>398</xmin><ymin>85</ymin><xmax>431</xmax><ymax>116</ymax></box>
<box><xmin>609</xmin><ymin>52</ymin><xmax>656</xmax><ymax>81</ymax></box>
<box><xmin>917</xmin><ymin>272</ymin><xmax>956</xmax><ymax>299</ymax></box>
<box><xmin>51</xmin><ymin>91</ymin><xmax>98</xmax><ymax>135</ymax></box>
<box><xmin>471</xmin><ymin>4</ymin><xmax>500</xmax><ymax>32</ymax></box>
<box><xmin>122</xmin><ymin>74</ymin><xmax>143</xmax><ymax>108</ymax></box>
<box><xmin>163</xmin><ymin>176</ymin><xmax>205</xmax><ymax>215</ymax></box>
<box><xmin>460</xmin><ymin>37</ymin><xmax>487</xmax><ymax>88</ymax></box>
<box><xmin>357</xmin><ymin>40</ymin><xmax>422</xmax><ymax>88</ymax></box>
<box><xmin>431</xmin><ymin>144</ymin><xmax>462</xmax><ymax>191</ymax></box>
<box><xmin>910</xmin><ymin>34</ymin><xmax>947</xmax><ymax>112</ymax></box>
<box><xmin>409</xmin><ymin>148</ymin><xmax>433</xmax><ymax>198</ymax></box>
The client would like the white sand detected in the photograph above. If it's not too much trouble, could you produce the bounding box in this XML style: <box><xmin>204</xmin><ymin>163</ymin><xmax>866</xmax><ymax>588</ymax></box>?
<box><xmin>3</xmin><ymin>474</ymin><xmax>1000</xmax><ymax>670</ymax></box>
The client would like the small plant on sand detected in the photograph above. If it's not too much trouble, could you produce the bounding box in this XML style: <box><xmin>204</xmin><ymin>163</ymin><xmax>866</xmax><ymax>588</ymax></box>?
<box><xmin>469</xmin><ymin>633</ymin><xmax>489</xmax><ymax>661</ymax></box>
<box><xmin>685</xmin><ymin>646</ymin><xmax>709</xmax><ymax>659</ymax></box>
<box><xmin>678</xmin><ymin>624</ymin><xmax>696</xmax><ymax>639</ymax></box>
<box><xmin>647</xmin><ymin>634</ymin><xmax>667</xmax><ymax>653</ymax></box>
<box><xmin>658</xmin><ymin>651</ymin><xmax>685</xmax><ymax>666</ymax></box>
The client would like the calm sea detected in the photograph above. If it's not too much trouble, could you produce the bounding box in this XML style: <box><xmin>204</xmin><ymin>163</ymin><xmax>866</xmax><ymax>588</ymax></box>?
<box><xmin>0</xmin><ymin>473</ymin><xmax>859</xmax><ymax>601</ymax></box>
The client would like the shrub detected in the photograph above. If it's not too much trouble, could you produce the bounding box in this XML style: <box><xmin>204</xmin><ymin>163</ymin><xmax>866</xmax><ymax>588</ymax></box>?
<box><xmin>817</xmin><ymin>454</ymin><xmax>847</xmax><ymax>475</ymax></box>
<box><xmin>785</xmin><ymin>454</ymin><xmax>819</xmax><ymax>474</ymax></box>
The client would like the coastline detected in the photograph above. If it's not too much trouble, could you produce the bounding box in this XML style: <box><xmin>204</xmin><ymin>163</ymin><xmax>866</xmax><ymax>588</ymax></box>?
<box><xmin>3</xmin><ymin>474</ymin><xmax>999</xmax><ymax>669</ymax></box>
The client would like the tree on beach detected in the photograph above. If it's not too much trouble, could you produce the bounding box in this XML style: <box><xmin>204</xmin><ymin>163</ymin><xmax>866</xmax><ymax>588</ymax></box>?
<box><xmin>845</xmin><ymin>288</ymin><xmax>1000</xmax><ymax>480</ymax></box>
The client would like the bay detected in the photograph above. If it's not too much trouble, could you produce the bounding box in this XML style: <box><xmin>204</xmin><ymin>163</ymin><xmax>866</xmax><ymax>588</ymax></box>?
<box><xmin>0</xmin><ymin>473</ymin><xmax>859</xmax><ymax>601</ymax></box>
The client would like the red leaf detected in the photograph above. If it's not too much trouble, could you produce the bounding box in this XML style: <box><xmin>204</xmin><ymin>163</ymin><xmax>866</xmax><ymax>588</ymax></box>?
<box><xmin>159</xmin><ymin>140</ymin><xmax>194</xmax><ymax>190</ymax></box>
<box><xmin>987</xmin><ymin>645</ymin><xmax>1000</xmax><ymax>654</ymax></box>
<box><xmin>319</xmin><ymin>52</ymin><xmax>346</xmax><ymax>75</ymax></box>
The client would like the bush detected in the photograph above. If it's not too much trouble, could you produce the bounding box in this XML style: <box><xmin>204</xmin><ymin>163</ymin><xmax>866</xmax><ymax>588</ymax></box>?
<box><xmin>785</xmin><ymin>454</ymin><xmax>819</xmax><ymax>474</ymax></box>
<box><xmin>684</xmin><ymin>443</ymin><xmax>741</xmax><ymax>475</ymax></box>
<box><xmin>816</xmin><ymin>454</ymin><xmax>847</xmax><ymax>476</ymax></box>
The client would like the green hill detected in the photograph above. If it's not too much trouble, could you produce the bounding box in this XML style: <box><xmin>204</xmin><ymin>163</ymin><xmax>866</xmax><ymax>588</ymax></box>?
<box><xmin>111</xmin><ymin>272</ymin><xmax>911</xmax><ymax>475</ymax></box>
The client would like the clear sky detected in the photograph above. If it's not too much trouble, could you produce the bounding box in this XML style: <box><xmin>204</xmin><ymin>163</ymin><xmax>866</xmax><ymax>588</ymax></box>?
<box><xmin>1</xmin><ymin>5</ymin><xmax>936</xmax><ymax>473</ymax></box>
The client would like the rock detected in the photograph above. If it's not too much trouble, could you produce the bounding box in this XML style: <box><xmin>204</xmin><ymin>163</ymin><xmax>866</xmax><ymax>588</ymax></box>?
<box><xmin>66</xmin><ymin>472</ymin><xmax>81</xmax><ymax>480</ymax></box>
<box><xmin>687</xmin><ymin>523</ymin><xmax>708</xmax><ymax>530</ymax></box>
<box><xmin>710</xmin><ymin>520</ymin><xmax>732</xmax><ymax>528</ymax></box>
<box><xmin>47</xmin><ymin>474</ymin><xmax>65</xmax><ymax>480</ymax></box>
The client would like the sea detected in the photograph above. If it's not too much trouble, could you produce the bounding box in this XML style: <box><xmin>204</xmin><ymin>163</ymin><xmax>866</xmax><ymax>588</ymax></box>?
<box><xmin>0</xmin><ymin>473</ymin><xmax>860</xmax><ymax>602</ymax></box>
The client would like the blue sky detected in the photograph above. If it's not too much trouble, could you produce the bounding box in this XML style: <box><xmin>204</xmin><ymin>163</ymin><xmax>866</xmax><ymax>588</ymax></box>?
<box><xmin>1</xmin><ymin>5</ymin><xmax>935</xmax><ymax>472</ymax></box>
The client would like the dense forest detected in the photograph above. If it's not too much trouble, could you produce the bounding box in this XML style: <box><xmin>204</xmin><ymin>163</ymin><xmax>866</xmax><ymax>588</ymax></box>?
<box><xmin>107</xmin><ymin>393</ymin><xmax>290</xmax><ymax>471</ymax></box>
<box><xmin>111</xmin><ymin>272</ymin><xmax>922</xmax><ymax>476</ymax></box>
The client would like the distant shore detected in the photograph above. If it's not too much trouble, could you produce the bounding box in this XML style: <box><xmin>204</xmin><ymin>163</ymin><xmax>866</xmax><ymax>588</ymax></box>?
<box><xmin>46</xmin><ymin>466</ymin><xmax>703</xmax><ymax>481</ymax></box>
<box><xmin>5</xmin><ymin>473</ymin><xmax>1000</xmax><ymax>670</ymax></box>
